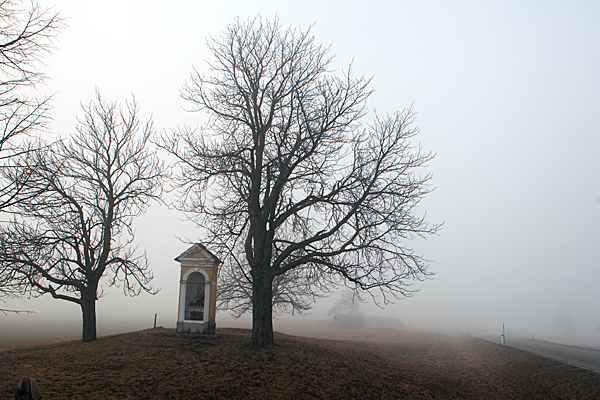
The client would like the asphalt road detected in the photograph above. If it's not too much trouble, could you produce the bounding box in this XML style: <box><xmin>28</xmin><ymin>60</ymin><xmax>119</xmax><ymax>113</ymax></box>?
<box><xmin>481</xmin><ymin>335</ymin><xmax>600</xmax><ymax>372</ymax></box>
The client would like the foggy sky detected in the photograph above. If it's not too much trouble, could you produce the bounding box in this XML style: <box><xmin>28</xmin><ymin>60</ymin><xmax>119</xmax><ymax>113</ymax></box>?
<box><xmin>2</xmin><ymin>1</ymin><xmax>600</xmax><ymax>344</ymax></box>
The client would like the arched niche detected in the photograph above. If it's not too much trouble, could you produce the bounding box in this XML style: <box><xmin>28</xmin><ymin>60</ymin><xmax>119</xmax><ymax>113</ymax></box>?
<box><xmin>182</xmin><ymin>269</ymin><xmax>209</xmax><ymax>321</ymax></box>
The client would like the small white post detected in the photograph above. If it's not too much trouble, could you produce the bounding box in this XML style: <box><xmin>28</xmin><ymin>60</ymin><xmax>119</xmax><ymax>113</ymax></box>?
<box><xmin>500</xmin><ymin>323</ymin><xmax>505</xmax><ymax>346</ymax></box>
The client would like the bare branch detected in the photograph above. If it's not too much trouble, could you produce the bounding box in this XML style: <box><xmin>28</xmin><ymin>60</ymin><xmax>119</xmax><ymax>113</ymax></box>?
<box><xmin>0</xmin><ymin>0</ymin><xmax>64</xmax><ymax>211</ymax></box>
<box><xmin>0</xmin><ymin>307</ymin><xmax>35</xmax><ymax>315</ymax></box>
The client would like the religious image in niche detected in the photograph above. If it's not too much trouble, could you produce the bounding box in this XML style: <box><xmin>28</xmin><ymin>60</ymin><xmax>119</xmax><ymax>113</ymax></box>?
<box><xmin>186</xmin><ymin>272</ymin><xmax>205</xmax><ymax>320</ymax></box>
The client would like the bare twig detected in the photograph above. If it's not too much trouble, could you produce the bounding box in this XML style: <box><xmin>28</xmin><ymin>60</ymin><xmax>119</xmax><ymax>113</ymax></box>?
<box><xmin>0</xmin><ymin>307</ymin><xmax>35</xmax><ymax>315</ymax></box>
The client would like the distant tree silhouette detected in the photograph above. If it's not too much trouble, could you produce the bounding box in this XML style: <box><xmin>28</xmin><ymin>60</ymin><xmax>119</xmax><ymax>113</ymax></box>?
<box><xmin>328</xmin><ymin>290</ymin><xmax>365</xmax><ymax>329</ymax></box>
<box><xmin>0</xmin><ymin>92</ymin><xmax>165</xmax><ymax>342</ymax></box>
<box><xmin>553</xmin><ymin>298</ymin><xmax>576</xmax><ymax>337</ymax></box>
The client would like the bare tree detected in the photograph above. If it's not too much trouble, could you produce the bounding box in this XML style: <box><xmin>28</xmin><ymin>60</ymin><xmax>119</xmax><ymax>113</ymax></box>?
<box><xmin>0</xmin><ymin>0</ymin><xmax>63</xmax><ymax>210</ymax></box>
<box><xmin>162</xmin><ymin>16</ymin><xmax>439</xmax><ymax>345</ymax></box>
<box><xmin>0</xmin><ymin>92</ymin><xmax>166</xmax><ymax>342</ymax></box>
<box><xmin>328</xmin><ymin>289</ymin><xmax>365</xmax><ymax>329</ymax></box>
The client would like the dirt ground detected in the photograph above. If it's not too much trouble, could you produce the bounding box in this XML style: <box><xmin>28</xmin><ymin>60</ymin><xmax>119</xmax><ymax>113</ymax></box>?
<box><xmin>0</xmin><ymin>336</ymin><xmax>80</xmax><ymax>352</ymax></box>
<box><xmin>1</xmin><ymin>327</ymin><xmax>600</xmax><ymax>399</ymax></box>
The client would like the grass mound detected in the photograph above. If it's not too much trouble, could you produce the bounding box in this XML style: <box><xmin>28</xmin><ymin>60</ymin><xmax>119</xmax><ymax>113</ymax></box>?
<box><xmin>1</xmin><ymin>328</ymin><xmax>599</xmax><ymax>399</ymax></box>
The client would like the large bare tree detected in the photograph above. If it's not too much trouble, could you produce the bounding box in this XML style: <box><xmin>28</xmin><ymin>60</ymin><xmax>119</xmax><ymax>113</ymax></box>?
<box><xmin>0</xmin><ymin>0</ymin><xmax>63</xmax><ymax>211</ymax></box>
<box><xmin>0</xmin><ymin>92</ymin><xmax>165</xmax><ymax>342</ymax></box>
<box><xmin>163</xmin><ymin>17</ymin><xmax>439</xmax><ymax>345</ymax></box>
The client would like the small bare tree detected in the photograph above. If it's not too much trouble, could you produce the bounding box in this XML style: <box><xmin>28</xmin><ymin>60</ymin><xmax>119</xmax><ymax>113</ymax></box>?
<box><xmin>163</xmin><ymin>17</ymin><xmax>439</xmax><ymax>345</ymax></box>
<box><xmin>0</xmin><ymin>92</ymin><xmax>165</xmax><ymax>342</ymax></box>
<box><xmin>0</xmin><ymin>0</ymin><xmax>63</xmax><ymax>210</ymax></box>
<box><xmin>328</xmin><ymin>290</ymin><xmax>365</xmax><ymax>329</ymax></box>
<box><xmin>553</xmin><ymin>298</ymin><xmax>576</xmax><ymax>338</ymax></box>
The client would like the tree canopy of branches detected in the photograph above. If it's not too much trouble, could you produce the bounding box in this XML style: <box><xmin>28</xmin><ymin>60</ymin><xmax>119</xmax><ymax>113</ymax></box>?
<box><xmin>0</xmin><ymin>92</ymin><xmax>165</xmax><ymax>342</ymax></box>
<box><xmin>163</xmin><ymin>17</ymin><xmax>439</xmax><ymax>345</ymax></box>
<box><xmin>0</xmin><ymin>0</ymin><xmax>63</xmax><ymax>211</ymax></box>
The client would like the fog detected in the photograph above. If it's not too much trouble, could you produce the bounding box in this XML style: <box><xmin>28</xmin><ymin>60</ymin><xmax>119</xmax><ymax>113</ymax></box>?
<box><xmin>2</xmin><ymin>1</ymin><xmax>600</xmax><ymax>346</ymax></box>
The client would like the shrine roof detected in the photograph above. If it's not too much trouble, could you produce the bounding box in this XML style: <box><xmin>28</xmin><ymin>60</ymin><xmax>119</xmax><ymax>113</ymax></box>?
<box><xmin>174</xmin><ymin>243</ymin><xmax>222</xmax><ymax>265</ymax></box>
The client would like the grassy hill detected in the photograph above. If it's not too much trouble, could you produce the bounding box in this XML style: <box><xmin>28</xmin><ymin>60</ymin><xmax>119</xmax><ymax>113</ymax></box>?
<box><xmin>2</xmin><ymin>327</ymin><xmax>600</xmax><ymax>399</ymax></box>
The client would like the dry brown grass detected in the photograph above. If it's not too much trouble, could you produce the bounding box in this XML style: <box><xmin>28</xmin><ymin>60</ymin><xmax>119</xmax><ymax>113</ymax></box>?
<box><xmin>1</xmin><ymin>327</ymin><xmax>599</xmax><ymax>399</ymax></box>
<box><xmin>0</xmin><ymin>336</ymin><xmax>80</xmax><ymax>352</ymax></box>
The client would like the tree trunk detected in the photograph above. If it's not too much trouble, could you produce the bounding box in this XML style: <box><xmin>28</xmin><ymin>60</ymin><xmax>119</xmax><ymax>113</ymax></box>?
<box><xmin>252</xmin><ymin>273</ymin><xmax>274</xmax><ymax>345</ymax></box>
<box><xmin>81</xmin><ymin>294</ymin><xmax>97</xmax><ymax>342</ymax></box>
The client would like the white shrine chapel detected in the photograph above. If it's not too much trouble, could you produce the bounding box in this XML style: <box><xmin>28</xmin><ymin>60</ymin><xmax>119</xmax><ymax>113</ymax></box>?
<box><xmin>175</xmin><ymin>243</ymin><xmax>221</xmax><ymax>334</ymax></box>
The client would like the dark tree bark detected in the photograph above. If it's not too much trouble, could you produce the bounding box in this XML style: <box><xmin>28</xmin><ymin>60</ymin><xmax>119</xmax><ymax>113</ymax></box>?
<box><xmin>0</xmin><ymin>91</ymin><xmax>165</xmax><ymax>342</ymax></box>
<box><xmin>162</xmin><ymin>16</ymin><xmax>440</xmax><ymax>345</ymax></box>
<box><xmin>81</xmin><ymin>292</ymin><xmax>97</xmax><ymax>343</ymax></box>
<box><xmin>251</xmin><ymin>268</ymin><xmax>274</xmax><ymax>345</ymax></box>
